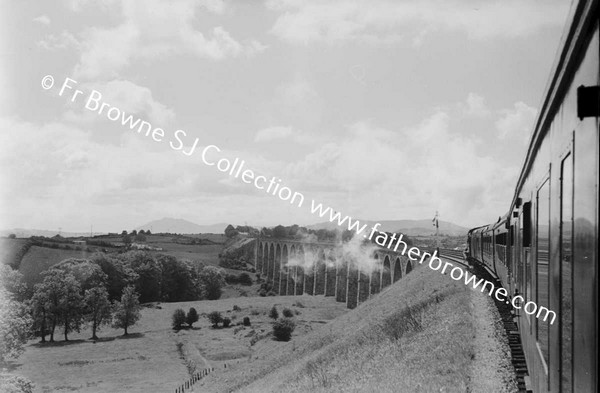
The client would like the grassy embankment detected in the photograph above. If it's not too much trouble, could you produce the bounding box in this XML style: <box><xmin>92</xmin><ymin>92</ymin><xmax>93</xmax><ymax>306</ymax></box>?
<box><xmin>199</xmin><ymin>262</ymin><xmax>506</xmax><ymax>393</ymax></box>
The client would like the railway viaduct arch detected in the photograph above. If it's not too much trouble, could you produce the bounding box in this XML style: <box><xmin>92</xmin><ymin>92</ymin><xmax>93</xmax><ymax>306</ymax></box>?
<box><xmin>255</xmin><ymin>239</ymin><xmax>415</xmax><ymax>309</ymax></box>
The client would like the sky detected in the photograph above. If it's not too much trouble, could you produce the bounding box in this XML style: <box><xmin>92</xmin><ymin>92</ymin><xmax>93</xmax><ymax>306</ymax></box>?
<box><xmin>0</xmin><ymin>0</ymin><xmax>572</xmax><ymax>232</ymax></box>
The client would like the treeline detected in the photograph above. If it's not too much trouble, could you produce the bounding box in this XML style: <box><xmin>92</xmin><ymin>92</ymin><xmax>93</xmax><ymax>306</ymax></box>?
<box><xmin>224</xmin><ymin>223</ymin><xmax>349</xmax><ymax>242</ymax></box>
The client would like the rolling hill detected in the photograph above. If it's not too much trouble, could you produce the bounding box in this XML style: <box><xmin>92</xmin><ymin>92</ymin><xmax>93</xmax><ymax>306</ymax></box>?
<box><xmin>136</xmin><ymin>218</ymin><xmax>229</xmax><ymax>234</ymax></box>
<box><xmin>307</xmin><ymin>219</ymin><xmax>469</xmax><ymax>236</ymax></box>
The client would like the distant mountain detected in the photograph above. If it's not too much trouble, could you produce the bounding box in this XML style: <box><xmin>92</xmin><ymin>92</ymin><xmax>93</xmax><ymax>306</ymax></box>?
<box><xmin>0</xmin><ymin>228</ymin><xmax>105</xmax><ymax>238</ymax></box>
<box><xmin>307</xmin><ymin>219</ymin><xmax>469</xmax><ymax>236</ymax></box>
<box><xmin>136</xmin><ymin>218</ymin><xmax>228</xmax><ymax>234</ymax></box>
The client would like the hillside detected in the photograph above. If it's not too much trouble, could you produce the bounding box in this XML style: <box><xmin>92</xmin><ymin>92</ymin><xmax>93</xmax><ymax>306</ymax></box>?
<box><xmin>136</xmin><ymin>218</ymin><xmax>229</xmax><ymax>234</ymax></box>
<box><xmin>196</xmin><ymin>263</ymin><xmax>517</xmax><ymax>392</ymax></box>
<box><xmin>308</xmin><ymin>219</ymin><xmax>469</xmax><ymax>236</ymax></box>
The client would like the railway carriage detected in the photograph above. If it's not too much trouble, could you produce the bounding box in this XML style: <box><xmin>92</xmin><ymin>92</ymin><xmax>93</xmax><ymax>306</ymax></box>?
<box><xmin>467</xmin><ymin>1</ymin><xmax>598</xmax><ymax>391</ymax></box>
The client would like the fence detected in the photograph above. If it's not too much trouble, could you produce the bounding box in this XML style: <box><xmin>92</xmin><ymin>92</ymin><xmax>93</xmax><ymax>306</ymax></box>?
<box><xmin>174</xmin><ymin>367</ymin><xmax>214</xmax><ymax>393</ymax></box>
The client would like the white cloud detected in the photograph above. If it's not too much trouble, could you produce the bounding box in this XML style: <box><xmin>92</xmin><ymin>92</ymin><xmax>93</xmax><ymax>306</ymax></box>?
<box><xmin>495</xmin><ymin>101</ymin><xmax>537</xmax><ymax>144</ymax></box>
<box><xmin>63</xmin><ymin>79</ymin><xmax>176</xmax><ymax>126</ymax></box>
<box><xmin>461</xmin><ymin>93</ymin><xmax>490</xmax><ymax>117</ymax></box>
<box><xmin>32</xmin><ymin>15</ymin><xmax>51</xmax><ymax>26</ymax></box>
<box><xmin>70</xmin><ymin>0</ymin><xmax>266</xmax><ymax>79</ymax></box>
<box><xmin>254</xmin><ymin>126</ymin><xmax>293</xmax><ymax>142</ymax></box>
<box><xmin>267</xmin><ymin>0</ymin><xmax>569</xmax><ymax>45</ymax></box>
<box><xmin>38</xmin><ymin>30</ymin><xmax>80</xmax><ymax>50</ymax></box>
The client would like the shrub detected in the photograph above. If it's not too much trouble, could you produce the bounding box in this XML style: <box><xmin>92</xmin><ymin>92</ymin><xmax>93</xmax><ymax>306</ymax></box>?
<box><xmin>239</xmin><ymin>290</ymin><xmax>248</xmax><ymax>297</ymax></box>
<box><xmin>222</xmin><ymin>317</ymin><xmax>231</xmax><ymax>328</ymax></box>
<box><xmin>207</xmin><ymin>311</ymin><xmax>223</xmax><ymax>328</ymax></box>
<box><xmin>294</xmin><ymin>301</ymin><xmax>305</xmax><ymax>308</ymax></box>
<box><xmin>243</xmin><ymin>316</ymin><xmax>251</xmax><ymax>326</ymax></box>
<box><xmin>172</xmin><ymin>308</ymin><xmax>186</xmax><ymax>330</ymax></box>
<box><xmin>238</xmin><ymin>273</ymin><xmax>252</xmax><ymax>285</ymax></box>
<box><xmin>272</xmin><ymin>318</ymin><xmax>295</xmax><ymax>341</ymax></box>
<box><xmin>282</xmin><ymin>308</ymin><xmax>294</xmax><ymax>318</ymax></box>
<box><xmin>269</xmin><ymin>306</ymin><xmax>279</xmax><ymax>320</ymax></box>
<box><xmin>258</xmin><ymin>289</ymin><xmax>267</xmax><ymax>297</ymax></box>
<box><xmin>233</xmin><ymin>305</ymin><xmax>241</xmax><ymax>312</ymax></box>
<box><xmin>267</xmin><ymin>290</ymin><xmax>276</xmax><ymax>296</ymax></box>
<box><xmin>250</xmin><ymin>309</ymin><xmax>261</xmax><ymax>316</ymax></box>
<box><xmin>294</xmin><ymin>309</ymin><xmax>301</xmax><ymax>315</ymax></box>
<box><xmin>187</xmin><ymin>307</ymin><xmax>199</xmax><ymax>327</ymax></box>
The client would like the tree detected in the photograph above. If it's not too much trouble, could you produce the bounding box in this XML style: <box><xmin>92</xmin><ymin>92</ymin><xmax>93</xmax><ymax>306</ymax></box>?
<box><xmin>207</xmin><ymin>311</ymin><xmax>222</xmax><ymax>328</ymax></box>
<box><xmin>91</xmin><ymin>253</ymin><xmax>138</xmax><ymax>301</ymax></box>
<box><xmin>33</xmin><ymin>269</ymin><xmax>68</xmax><ymax>342</ymax></box>
<box><xmin>0</xmin><ymin>287</ymin><xmax>32</xmax><ymax>363</ymax></box>
<box><xmin>269</xmin><ymin>305</ymin><xmax>279</xmax><ymax>320</ymax></box>
<box><xmin>121</xmin><ymin>230</ymin><xmax>128</xmax><ymax>236</ymax></box>
<box><xmin>272</xmin><ymin>225</ymin><xmax>288</xmax><ymax>239</ymax></box>
<box><xmin>121</xmin><ymin>251</ymin><xmax>162</xmax><ymax>303</ymax></box>
<box><xmin>112</xmin><ymin>286</ymin><xmax>141</xmax><ymax>335</ymax></box>
<box><xmin>130</xmin><ymin>230</ymin><xmax>137</xmax><ymax>236</ymax></box>
<box><xmin>84</xmin><ymin>286</ymin><xmax>111</xmax><ymax>340</ymax></box>
<box><xmin>198</xmin><ymin>266</ymin><xmax>225</xmax><ymax>300</ymax></box>
<box><xmin>172</xmin><ymin>309</ymin><xmax>186</xmax><ymax>330</ymax></box>
<box><xmin>186</xmin><ymin>308</ymin><xmax>199</xmax><ymax>327</ymax></box>
<box><xmin>272</xmin><ymin>318</ymin><xmax>295</xmax><ymax>341</ymax></box>
<box><xmin>59</xmin><ymin>274</ymin><xmax>84</xmax><ymax>341</ymax></box>
<box><xmin>224</xmin><ymin>224</ymin><xmax>238</xmax><ymax>238</ymax></box>
<box><xmin>7</xmin><ymin>233</ymin><xmax>16</xmax><ymax>239</ymax></box>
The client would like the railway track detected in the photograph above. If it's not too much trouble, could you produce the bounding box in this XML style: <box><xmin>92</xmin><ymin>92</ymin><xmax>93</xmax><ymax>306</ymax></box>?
<box><xmin>439</xmin><ymin>249</ymin><xmax>531</xmax><ymax>393</ymax></box>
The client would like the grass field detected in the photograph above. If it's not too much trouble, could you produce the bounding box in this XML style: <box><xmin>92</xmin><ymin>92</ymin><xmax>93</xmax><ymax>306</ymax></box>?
<box><xmin>0</xmin><ymin>237</ymin><xmax>30</xmax><ymax>265</ymax></box>
<box><xmin>13</xmin><ymin>295</ymin><xmax>347</xmax><ymax>393</ymax></box>
<box><xmin>18</xmin><ymin>246</ymin><xmax>94</xmax><ymax>287</ymax></box>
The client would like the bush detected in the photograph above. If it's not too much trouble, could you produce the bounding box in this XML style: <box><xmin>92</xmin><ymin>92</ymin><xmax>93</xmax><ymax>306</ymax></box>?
<box><xmin>269</xmin><ymin>306</ymin><xmax>279</xmax><ymax>320</ymax></box>
<box><xmin>250</xmin><ymin>309</ymin><xmax>260</xmax><ymax>316</ymax></box>
<box><xmin>282</xmin><ymin>308</ymin><xmax>294</xmax><ymax>318</ymax></box>
<box><xmin>222</xmin><ymin>317</ymin><xmax>231</xmax><ymax>328</ymax></box>
<box><xmin>259</xmin><ymin>289</ymin><xmax>267</xmax><ymax>297</ymax></box>
<box><xmin>238</xmin><ymin>273</ymin><xmax>252</xmax><ymax>285</ymax></box>
<box><xmin>243</xmin><ymin>316</ymin><xmax>251</xmax><ymax>326</ymax></box>
<box><xmin>172</xmin><ymin>308</ymin><xmax>186</xmax><ymax>330</ymax></box>
<box><xmin>233</xmin><ymin>305</ymin><xmax>241</xmax><ymax>312</ymax></box>
<box><xmin>267</xmin><ymin>290</ymin><xmax>276</xmax><ymax>296</ymax></box>
<box><xmin>187</xmin><ymin>307</ymin><xmax>199</xmax><ymax>327</ymax></box>
<box><xmin>272</xmin><ymin>318</ymin><xmax>295</xmax><ymax>341</ymax></box>
<box><xmin>207</xmin><ymin>311</ymin><xmax>223</xmax><ymax>328</ymax></box>
<box><xmin>294</xmin><ymin>301</ymin><xmax>305</xmax><ymax>308</ymax></box>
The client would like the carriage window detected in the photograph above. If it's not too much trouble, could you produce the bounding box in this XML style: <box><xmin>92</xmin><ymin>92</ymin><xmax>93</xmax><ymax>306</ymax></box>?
<box><xmin>536</xmin><ymin>179</ymin><xmax>550</xmax><ymax>369</ymax></box>
<box><xmin>560</xmin><ymin>154</ymin><xmax>573</xmax><ymax>392</ymax></box>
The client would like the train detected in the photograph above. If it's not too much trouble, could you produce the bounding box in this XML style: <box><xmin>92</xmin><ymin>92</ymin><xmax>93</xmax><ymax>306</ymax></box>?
<box><xmin>466</xmin><ymin>1</ymin><xmax>598</xmax><ymax>392</ymax></box>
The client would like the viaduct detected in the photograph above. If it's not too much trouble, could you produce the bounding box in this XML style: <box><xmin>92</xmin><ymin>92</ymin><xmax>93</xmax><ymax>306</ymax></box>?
<box><xmin>254</xmin><ymin>239</ymin><xmax>416</xmax><ymax>309</ymax></box>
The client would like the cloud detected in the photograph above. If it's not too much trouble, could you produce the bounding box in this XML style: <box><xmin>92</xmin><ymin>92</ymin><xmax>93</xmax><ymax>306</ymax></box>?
<box><xmin>495</xmin><ymin>101</ymin><xmax>537</xmax><ymax>144</ymax></box>
<box><xmin>38</xmin><ymin>30</ymin><xmax>80</xmax><ymax>50</ymax></box>
<box><xmin>32</xmin><ymin>15</ymin><xmax>51</xmax><ymax>26</ymax></box>
<box><xmin>69</xmin><ymin>0</ymin><xmax>266</xmax><ymax>79</ymax></box>
<box><xmin>254</xmin><ymin>126</ymin><xmax>293</xmax><ymax>142</ymax></box>
<box><xmin>267</xmin><ymin>0</ymin><xmax>569</xmax><ymax>45</ymax></box>
<box><xmin>461</xmin><ymin>93</ymin><xmax>490</xmax><ymax>117</ymax></box>
<box><xmin>63</xmin><ymin>79</ymin><xmax>176</xmax><ymax>126</ymax></box>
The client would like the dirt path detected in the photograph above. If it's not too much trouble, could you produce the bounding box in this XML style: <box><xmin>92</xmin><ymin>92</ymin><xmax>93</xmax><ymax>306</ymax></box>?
<box><xmin>469</xmin><ymin>287</ymin><xmax>519</xmax><ymax>392</ymax></box>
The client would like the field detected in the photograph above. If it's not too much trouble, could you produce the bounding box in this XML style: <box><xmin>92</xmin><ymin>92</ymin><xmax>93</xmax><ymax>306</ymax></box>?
<box><xmin>3</xmin><ymin>234</ymin><xmax>230</xmax><ymax>289</ymax></box>
<box><xmin>14</xmin><ymin>295</ymin><xmax>348</xmax><ymax>393</ymax></box>
<box><xmin>18</xmin><ymin>246</ymin><xmax>94</xmax><ymax>287</ymax></box>
<box><xmin>0</xmin><ymin>237</ymin><xmax>30</xmax><ymax>265</ymax></box>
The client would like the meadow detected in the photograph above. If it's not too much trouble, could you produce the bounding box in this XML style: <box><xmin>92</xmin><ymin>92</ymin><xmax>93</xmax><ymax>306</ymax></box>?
<box><xmin>13</xmin><ymin>295</ymin><xmax>347</xmax><ymax>393</ymax></box>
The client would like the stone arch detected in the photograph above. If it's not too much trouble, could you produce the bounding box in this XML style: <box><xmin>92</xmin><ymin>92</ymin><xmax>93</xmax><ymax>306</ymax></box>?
<box><xmin>346</xmin><ymin>262</ymin><xmax>359</xmax><ymax>309</ymax></box>
<box><xmin>335</xmin><ymin>257</ymin><xmax>348</xmax><ymax>303</ymax></box>
<box><xmin>256</xmin><ymin>241</ymin><xmax>263</xmax><ymax>273</ymax></box>
<box><xmin>274</xmin><ymin>244</ymin><xmax>282</xmax><ymax>293</ymax></box>
<box><xmin>268</xmin><ymin>243</ymin><xmax>275</xmax><ymax>284</ymax></box>
<box><xmin>382</xmin><ymin>255</ymin><xmax>391</xmax><ymax>288</ymax></box>
<box><xmin>280</xmin><ymin>244</ymin><xmax>289</xmax><ymax>295</ymax></box>
<box><xmin>370</xmin><ymin>253</ymin><xmax>381</xmax><ymax>295</ymax></box>
<box><xmin>262</xmin><ymin>242</ymin><xmax>269</xmax><ymax>276</ymax></box>
<box><xmin>405</xmin><ymin>259</ymin><xmax>413</xmax><ymax>275</ymax></box>
<box><xmin>314</xmin><ymin>248</ymin><xmax>326</xmax><ymax>295</ymax></box>
<box><xmin>304</xmin><ymin>247</ymin><xmax>316</xmax><ymax>295</ymax></box>
<box><xmin>325</xmin><ymin>249</ymin><xmax>336</xmax><ymax>297</ymax></box>
<box><xmin>295</xmin><ymin>246</ymin><xmax>305</xmax><ymax>295</ymax></box>
<box><xmin>393</xmin><ymin>257</ymin><xmax>402</xmax><ymax>283</ymax></box>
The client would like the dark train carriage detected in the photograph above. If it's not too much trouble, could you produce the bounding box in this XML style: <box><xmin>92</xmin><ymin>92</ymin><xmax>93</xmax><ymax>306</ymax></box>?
<box><xmin>468</xmin><ymin>1</ymin><xmax>598</xmax><ymax>391</ymax></box>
